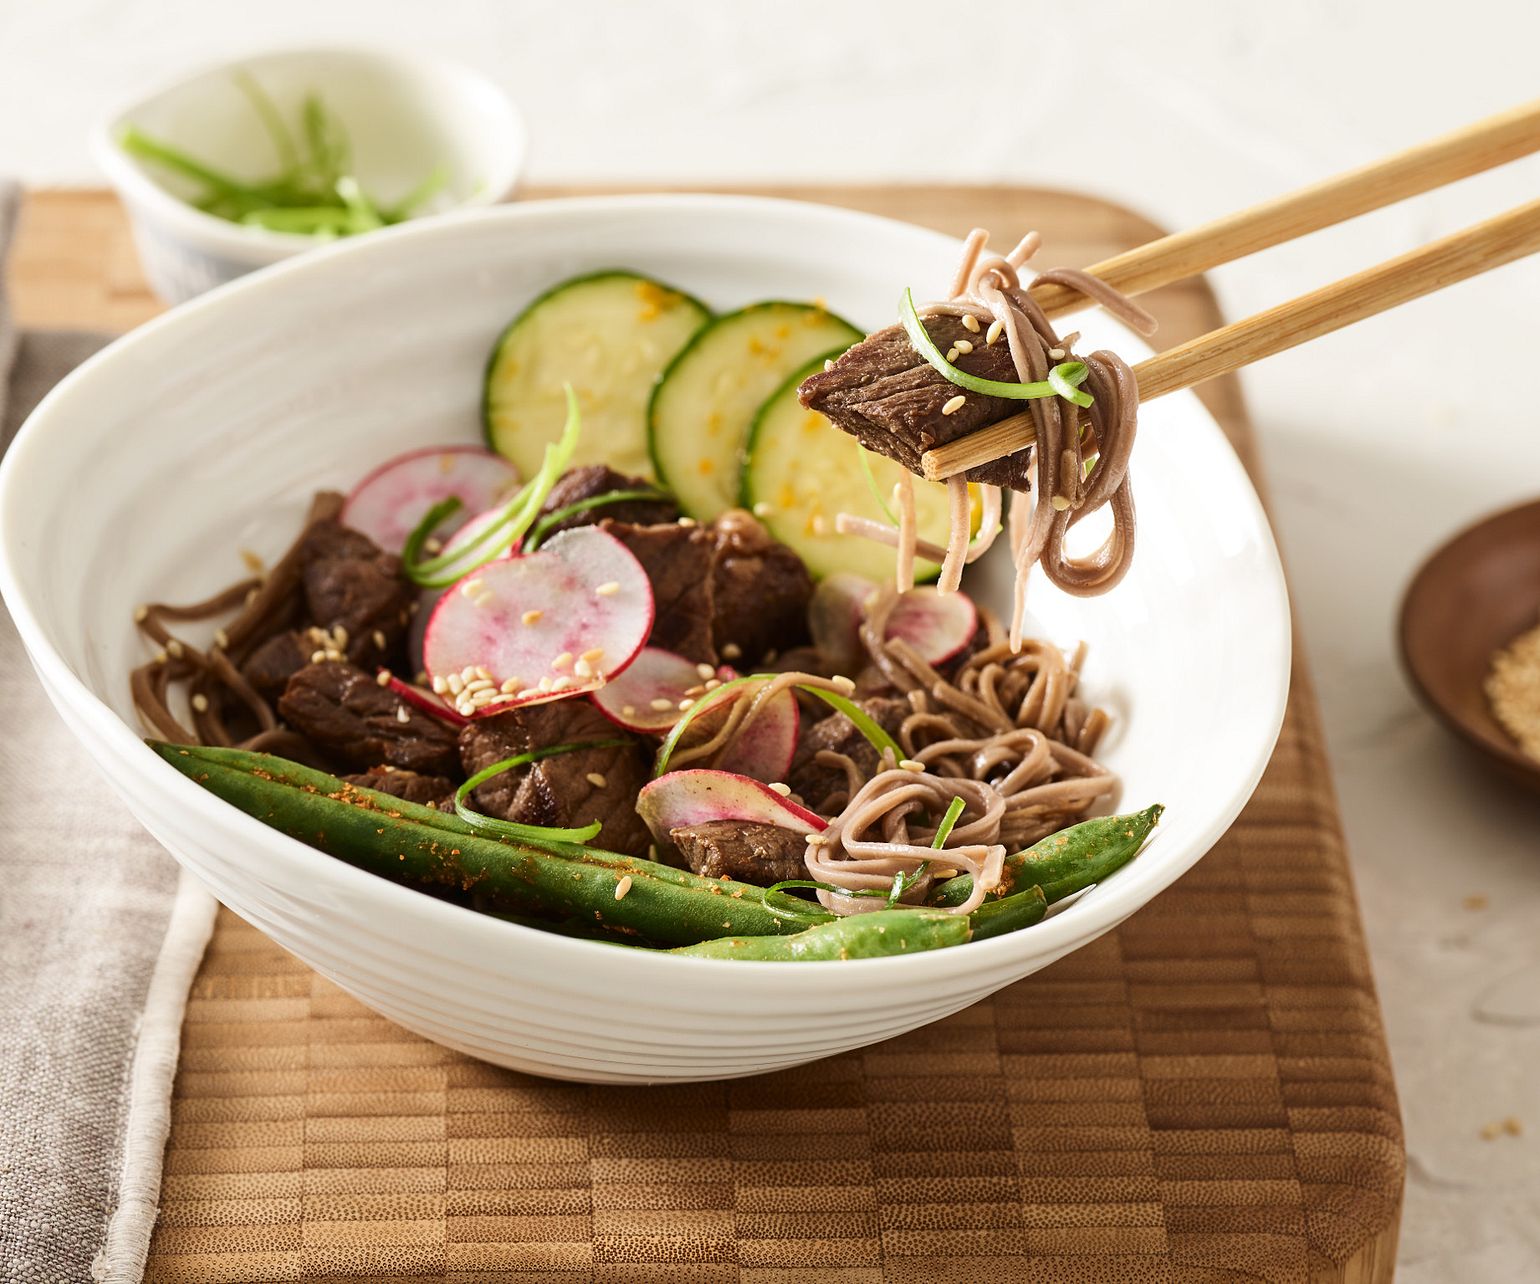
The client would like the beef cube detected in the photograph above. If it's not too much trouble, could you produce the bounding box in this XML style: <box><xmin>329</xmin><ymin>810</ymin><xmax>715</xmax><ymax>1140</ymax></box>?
<box><xmin>278</xmin><ymin>662</ymin><xmax>459</xmax><ymax>775</ymax></box>
<box><xmin>240</xmin><ymin>629</ymin><xmax>313</xmax><ymax>699</ymax></box>
<box><xmin>669</xmin><ymin>820</ymin><xmax>809</xmax><ymax>885</ymax></box>
<box><xmin>797</xmin><ymin>319</ymin><xmax>1031</xmax><ymax>491</ymax></box>
<box><xmin>602</xmin><ymin>519</ymin><xmax>718</xmax><ymax>664</ymax></box>
<box><xmin>709</xmin><ymin>511</ymin><xmax>812</xmax><ymax>664</ymax></box>
<box><xmin>342</xmin><ymin>767</ymin><xmax>455</xmax><ymax>808</ymax></box>
<box><xmin>299</xmin><ymin>522</ymin><xmax>415</xmax><ymax>665</ymax></box>
<box><xmin>458</xmin><ymin>701</ymin><xmax>651</xmax><ymax>858</ymax></box>
<box><xmin>538</xmin><ymin>465</ymin><xmax>679</xmax><ymax>537</ymax></box>
<box><xmin>786</xmin><ymin>696</ymin><xmax>910</xmax><ymax>809</ymax></box>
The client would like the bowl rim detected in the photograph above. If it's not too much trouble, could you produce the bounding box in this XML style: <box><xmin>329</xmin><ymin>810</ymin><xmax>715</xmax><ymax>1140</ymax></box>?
<box><xmin>1397</xmin><ymin>495</ymin><xmax>1540</xmax><ymax>787</ymax></box>
<box><xmin>0</xmin><ymin>192</ymin><xmax>1292</xmax><ymax>988</ymax></box>
<box><xmin>89</xmin><ymin>42</ymin><xmax>527</xmax><ymax>256</ymax></box>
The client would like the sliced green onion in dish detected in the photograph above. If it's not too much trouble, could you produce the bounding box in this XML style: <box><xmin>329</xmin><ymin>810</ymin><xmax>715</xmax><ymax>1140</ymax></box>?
<box><xmin>525</xmin><ymin>487</ymin><xmax>672</xmax><ymax>552</ymax></box>
<box><xmin>899</xmin><ymin>288</ymin><xmax>1093</xmax><ymax>408</ymax></box>
<box><xmin>454</xmin><ymin>739</ymin><xmax>629</xmax><ymax>846</ymax></box>
<box><xmin>403</xmin><ymin>384</ymin><xmax>582</xmax><ymax>588</ymax></box>
<box><xmin>885</xmin><ymin>796</ymin><xmax>965</xmax><ymax>906</ymax></box>
<box><xmin>931</xmin><ymin>795</ymin><xmax>966</xmax><ymax>848</ymax></box>
<box><xmin>856</xmin><ymin>444</ymin><xmax>900</xmax><ymax>526</ymax></box>
<box><xmin>797</xmin><ymin>687</ymin><xmax>903</xmax><ymax>762</ymax></box>
<box><xmin>762</xmin><ymin>878</ymin><xmax>890</xmax><ymax>921</ymax></box>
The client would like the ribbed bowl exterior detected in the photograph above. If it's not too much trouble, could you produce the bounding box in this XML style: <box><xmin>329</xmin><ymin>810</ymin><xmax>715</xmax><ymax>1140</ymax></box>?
<box><xmin>0</xmin><ymin>197</ymin><xmax>1290</xmax><ymax>1083</ymax></box>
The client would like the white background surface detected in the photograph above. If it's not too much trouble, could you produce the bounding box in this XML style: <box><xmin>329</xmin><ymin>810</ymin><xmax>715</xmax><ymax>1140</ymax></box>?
<box><xmin>3</xmin><ymin>2</ymin><xmax>1538</xmax><ymax>1277</ymax></box>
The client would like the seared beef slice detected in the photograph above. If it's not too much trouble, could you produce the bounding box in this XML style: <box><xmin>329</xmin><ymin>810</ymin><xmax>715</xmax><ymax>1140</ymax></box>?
<box><xmin>709</xmin><ymin>511</ymin><xmax>812</xmax><ymax>663</ymax></box>
<box><xmin>458</xmin><ymin>702</ymin><xmax>651</xmax><ymax>857</ymax></box>
<box><xmin>797</xmin><ymin>318</ymin><xmax>1031</xmax><ymax>491</ymax></box>
<box><xmin>278</xmin><ymin>663</ymin><xmax>459</xmax><ymax>775</ymax></box>
<box><xmin>602</xmin><ymin>520</ymin><xmax>718</xmax><ymax>664</ymax></box>
<box><xmin>670</xmin><ymin>820</ymin><xmax>808</xmax><ymax>884</ymax></box>
<box><xmin>300</xmin><ymin>522</ymin><xmax>415</xmax><ymax>664</ymax></box>
<box><xmin>787</xmin><ymin>696</ymin><xmax>910</xmax><ymax>808</ymax></box>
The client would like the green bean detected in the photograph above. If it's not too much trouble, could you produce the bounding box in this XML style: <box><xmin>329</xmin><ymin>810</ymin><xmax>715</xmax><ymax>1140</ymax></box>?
<box><xmin>669</xmin><ymin>908</ymin><xmax>969</xmax><ymax>960</ymax></box>
<box><xmin>932</xmin><ymin>805</ymin><xmax>1163</xmax><ymax>908</ymax></box>
<box><xmin>150</xmin><ymin>743</ymin><xmax>828</xmax><ymax>942</ymax></box>
<box><xmin>968</xmin><ymin>884</ymin><xmax>1047</xmax><ymax>941</ymax></box>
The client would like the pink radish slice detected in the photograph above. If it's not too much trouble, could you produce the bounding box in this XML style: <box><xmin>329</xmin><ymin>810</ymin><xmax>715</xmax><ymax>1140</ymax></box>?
<box><xmin>592</xmin><ymin>647</ymin><xmax>735</xmax><ymax>733</ymax></box>
<box><xmin>380</xmin><ymin>672</ymin><xmax>470</xmax><ymax>727</ymax></box>
<box><xmin>715</xmin><ymin>686</ymin><xmax>799</xmax><ymax>783</ymax></box>
<box><xmin>809</xmin><ymin>573</ymin><xmax>877</xmax><ymax>674</ymax></box>
<box><xmin>885</xmin><ymin>587</ymin><xmax>978</xmax><ymax>665</ymax></box>
<box><xmin>404</xmin><ymin>507</ymin><xmax>522</xmax><ymax>671</ymax></box>
<box><xmin>343</xmin><ymin>446</ymin><xmax>519</xmax><ymax>554</ymax></box>
<box><xmin>423</xmin><ymin>526</ymin><xmax>653</xmax><ymax>712</ymax></box>
<box><xmin>637</xmin><ymin>769</ymin><xmax>827</xmax><ymax>846</ymax></box>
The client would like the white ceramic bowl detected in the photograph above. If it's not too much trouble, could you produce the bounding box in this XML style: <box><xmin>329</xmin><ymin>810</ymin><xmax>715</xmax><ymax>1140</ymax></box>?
<box><xmin>0</xmin><ymin>196</ymin><xmax>1290</xmax><ymax>1083</ymax></box>
<box><xmin>92</xmin><ymin>46</ymin><xmax>525</xmax><ymax>304</ymax></box>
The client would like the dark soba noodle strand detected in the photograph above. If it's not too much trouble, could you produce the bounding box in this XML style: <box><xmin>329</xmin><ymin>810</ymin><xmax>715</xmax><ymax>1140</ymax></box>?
<box><xmin>129</xmin><ymin>491</ymin><xmax>344</xmax><ymax>748</ymax></box>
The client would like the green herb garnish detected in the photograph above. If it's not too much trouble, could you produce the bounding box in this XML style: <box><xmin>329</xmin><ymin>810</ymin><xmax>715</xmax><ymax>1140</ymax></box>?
<box><xmin>453</xmin><ymin>739</ymin><xmax>629</xmax><ymax>846</ymax></box>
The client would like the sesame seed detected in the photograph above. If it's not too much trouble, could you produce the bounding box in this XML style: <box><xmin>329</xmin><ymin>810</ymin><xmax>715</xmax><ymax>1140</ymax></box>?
<box><xmin>446</xmin><ymin>674</ymin><xmax>465</xmax><ymax>695</ymax></box>
<box><xmin>649</xmin><ymin>697</ymin><xmax>674</xmax><ymax>712</ymax></box>
<box><xmin>986</xmin><ymin>319</ymin><xmax>1004</xmax><ymax>345</ymax></box>
<box><xmin>945</xmin><ymin>346</ymin><xmax>960</xmax><ymax>363</ymax></box>
<box><xmin>1050</xmin><ymin>495</ymin><xmax>1071</xmax><ymax>511</ymax></box>
<box><xmin>550</xmin><ymin>676</ymin><xmax>572</xmax><ymax>692</ymax></box>
<box><xmin>333</xmin><ymin>625</ymin><xmax>349</xmax><ymax>649</ymax></box>
<box><xmin>552</xmin><ymin>652</ymin><xmax>573</xmax><ymax>671</ymax></box>
<box><xmin>191</xmin><ymin>693</ymin><xmax>209</xmax><ymax>713</ymax></box>
<box><xmin>538</xmin><ymin>676</ymin><xmax>554</xmax><ymax>692</ymax></box>
<box><xmin>431</xmin><ymin>675</ymin><xmax>448</xmax><ymax>694</ymax></box>
<box><xmin>133</xmin><ymin>605</ymin><xmax>149</xmax><ymax>623</ymax></box>
<box><xmin>396</xmin><ymin>705</ymin><xmax>411</xmax><ymax>724</ymax></box>
<box><xmin>954</xmin><ymin>338</ymin><xmax>974</xmax><ymax>354</ymax></box>
<box><xmin>622</xmin><ymin>704</ymin><xmax>637</xmax><ymax>717</ymax></box>
<box><xmin>460</xmin><ymin>666</ymin><xmax>478</xmax><ymax>681</ymax></box>
<box><xmin>811</xmin><ymin>516</ymin><xmax>829</xmax><ymax>536</ymax></box>
<box><xmin>521</xmin><ymin>609</ymin><xmax>543</xmax><ymax>626</ymax></box>
<box><xmin>614</xmin><ymin>875</ymin><xmax>633</xmax><ymax>901</ymax></box>
<box><xmin>752</xmin><ymin>501</ymin><xmax>773</xmax><ymax>518</ymax></box>
<box><xmin>704</xmin><ymin>678</ymin><xmax>722</xmax><ymax>691</ymax></box>
<box><xmin>310</xmin><ymin>650</ymin><xmax>327</xmax><ymax>665</ymax></box>
<box><xmin>423</xmin><ymin>537</ymin><xmax>443</xmax><ymax>554</ymax></box>
<box><xmin>586</xmin><ymin>772</ymin><xmax>608</xmax><ymax>788</ymax></box>
<box><xmin>460</xmin><ymin>579</ymin><xmax>485</xmax><ymax>599</ymax></box>
<box><xmin>961</xmin><ymin>313</ymin><xmax>981</xmax><ymax>333</ymax></box>
<box><xmin>899</xmin><ymin>759</ymin><xmax>926</xmax><ymax>773</ymax></box>
<box><xmin>1047</xmin><ymin>347</ymin><xmax>1065</xmax><ymax>359</ymax></box>
<box><xmin>473</xmin><ymin>591</ymin><xmax>495</xmax><ymax>609</ymax></box>
<box><xmin>153</xmin><ymin>649</ymin><xmax>168</xmax><ymax>665</ymax></box>
<box><xmin>463</xmin><ymin>678</ymin><xmax>494</xmax><ymax>694</ymax></box>
<box><xmin>373</xmin><ymin>629</ymin><xmax>387</xmax><ymax>650</ymax></box>
<box><xmin>376</xmin><ymin>669</ymin><xmax>392</xmax><ymax>687</ymax></box>
<box><xmin>768</xmin><ymin>782</ymin><xmax>791</xmax><ymax>796</ymax></box>
<box><xmin>573</xmin><ymin>659</ymin><xmax>592</xmax><ymax>679</ymax></box>
<box><xmin>677</xmin><ymin>516</ymin><xmax>697</xmax><ymax>528</ymax></box>
<box><xmin>695</xmin><ymin>662</ymin><xmax>715</xmax><ymax>680</ymax></box>
<box><xmin>213</xmin><ymin>627</ymin><xmax>230</xmax><ymax>649</ymax></box>
<box><xmin>456</xmin><ymin>701</ymin><xmax>475</xmax><ymax>717</ymax></box>
<box><xmin>595</xmin><ymin>581</ymin><xmax>621</xmax><ymax>597</ymax></box>
<box><xmin>721</xmin><ymin>643</ymin><xmax>742</xmax><ymax>660</ymax></box>
<box><xmin>166</xmin><ymin>639</ymin><xmax>184</xmax><ymax>658</ymax></box>
<box><xmin>677</xmin><ymin>699</ymin><xmax>694</xmax><ymax>711</ymax></box>
<box><xmin>941</xmin><ymin>395</ymin><xmax>966</xmax><ymax>416</ymax></box>
<box><xmin>501</xmin><ymin>678</ymin><xmax>521</xmax><ymax>694</ymax></box>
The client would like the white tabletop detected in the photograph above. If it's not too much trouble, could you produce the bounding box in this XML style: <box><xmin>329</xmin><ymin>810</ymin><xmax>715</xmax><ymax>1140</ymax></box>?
<box><xmin>4</xmin><ymin>3</ymin><xmax>1538</xmax><ymax>1277</ymax></box>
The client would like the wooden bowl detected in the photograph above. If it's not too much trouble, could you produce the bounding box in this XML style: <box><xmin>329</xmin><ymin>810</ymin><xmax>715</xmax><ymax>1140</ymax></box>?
<box><xmin>1399</xmin><ymin>498</ymin><xmax>1540</xmax><ymax>793</ymax></box>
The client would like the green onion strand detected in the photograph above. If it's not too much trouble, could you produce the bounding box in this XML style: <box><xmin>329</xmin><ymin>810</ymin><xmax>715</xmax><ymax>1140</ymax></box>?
<box><xmin>453</xmin><ymin>738</ymin><xmax>628</xmax><ymax>847</ymax></box>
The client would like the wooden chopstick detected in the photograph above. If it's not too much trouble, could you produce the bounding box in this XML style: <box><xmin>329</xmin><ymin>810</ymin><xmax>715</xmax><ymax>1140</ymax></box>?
<box><xmin>924</xmin><ymin>198</ymin><xmax>1540</xmax><ymax>478</ymax></box>
<box><xmin>1029</xmin><ymin>97</ymin><xmax>1540</xmax><ymax>319</ymax></box>
<box><xmin>919</xmin><ymin>99</ymin><xmax>1540</xmax><ymax>482</ymax></box>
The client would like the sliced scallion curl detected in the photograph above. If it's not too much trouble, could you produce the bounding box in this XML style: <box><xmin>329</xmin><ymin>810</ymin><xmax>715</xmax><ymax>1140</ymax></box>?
<box><xmin>653</xmin><ymin>677</ymin><xmax>903</xmax><ymax>777</ymax></box>
<box><xmin>932</xmin><ymin>795</ymin><xmax>967</xmax><ymax>848</ymax></box>
<box><xmin>762</xmin><ymin>878</ymin><xmax>889</xmax><ymax>922</ymax></box>
<box><xmin>899</xmin><ymin>288</ymin><xmax>1093</xmax><ymax>407</ymax></box>
<box><xmin>453</xmin><ymin>738</ymin><xmax>629</xmax><ymax>847</ymax></box>
<box><xmin>856</xmin><ymin>444</ymin><xmax>900</xmax><ymax>526</ymax></box>
<box><xmin>403</xmin><ymin>384</ymin><xmax>582</xmax><ymax>588</ymax></box>
<box><xmin>525</xmin><ymin>487</ymin><xmax>672</xmax><ymax>552</ymax></box>
<box><xmin>883</xmin><ymin>796</ymin><xmax>968</xmax><ymax>907</ymax></box>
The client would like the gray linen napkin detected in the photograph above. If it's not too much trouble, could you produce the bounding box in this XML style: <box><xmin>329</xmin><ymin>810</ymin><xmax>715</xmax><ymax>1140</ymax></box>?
<box><xmin>0</xmin><ymin>183</ymin><xmax>217</xmax><ymax>1284</ymax></box>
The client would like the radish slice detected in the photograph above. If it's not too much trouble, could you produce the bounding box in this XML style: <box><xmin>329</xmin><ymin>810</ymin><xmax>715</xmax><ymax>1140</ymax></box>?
<box><xmin>886</xmin><ymin>587</ymin><xmax>978</xmax><ymax>664</ymax></box>
<box><xmin>423</xmin><ymin>525</ymin><xmax>653</xmax><ymax>714</ymax></box>
<box><xmin>809</xmin><ymin>573</ymin><xmax>877</xmax><ymax>674</ymax></box>
<box><xmin>715</xmin><ymin>686</ymin><xmax>799</xmax><ymax>782</ymax></box>
<box><xmin>343</xmin><ymin>446</ymin><xmax>520</xmax><ymax>554</ymax></box>
<box><xmin>637</xmin><ymin>769</ymin><xmax>827</xmax><ymax>845</ymax></box>
<box><xmin>593</xmin><ymin>647</ymin><xmax>734</xmax><ymax>733</ymax></box>
<box><xmin>380</xmin><ymin>672</ymin><xmax>470</xmax><ymax>727</ymax></box>
<box><xmin>405</xmin><ymin>506</ymin><xmax>522</xmax><ymax>671</ymax></box>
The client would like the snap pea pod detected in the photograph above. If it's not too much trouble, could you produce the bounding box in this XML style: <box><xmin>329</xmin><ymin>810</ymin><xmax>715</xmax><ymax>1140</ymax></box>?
<box><xmin>670</xmin><ymin>908</ymin><xmax>970</xmax><ymax>960</ymax></box>
<box><xmin>155</xmin><ymin>742</ymin><xmax>832</xmax><ymax>923</ymax></box>
<box><xmin>931</xmin><ymin>805</ymin><xmax>1164</xmax><ymax>908</ymax></box>
<box><xmin>967</xmin><ymin>884</ymin><xmax>1048</xmax><ymax>942</ymax></box>
<box><xmin>150</xmin><ymin>743</ymin><xmax>828</xmax><ymax>941</ymax></box>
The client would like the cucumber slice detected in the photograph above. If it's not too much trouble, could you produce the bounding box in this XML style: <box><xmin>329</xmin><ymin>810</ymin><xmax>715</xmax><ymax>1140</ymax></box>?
<box><xmin>483</xmin><ymin>271</ymin><xmax>709</xmax><ymax>481</ymax></box>
<box><xmin>648</xmin><ymin>301</ymin><xmax>861</xmax><ymax>521</ymax></box>
<box><xmin>743</xmin><ymin>356</ymin><xmax>959</xmax><ymax>582</ymax></box>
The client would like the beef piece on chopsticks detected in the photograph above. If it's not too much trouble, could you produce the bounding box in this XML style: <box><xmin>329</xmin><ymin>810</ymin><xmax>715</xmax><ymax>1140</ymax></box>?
<box><xmin>670</xmin><ymin>820</ymin><xmax>809</xmax><ymax>885</ymax></box>
<box><xmin>457</xmin><ymin>701</ymin><xmax>652</xmax><ymax>858</ymax></box>
<box><xmin>277</xmin><ymin>662</ymin><xmax>460</xmax><ymax>776</ymax></box>
<box><xmin>796</xmin><ymin>317</ymin><xmax>1031</xmax><ymax>491</ymax></box>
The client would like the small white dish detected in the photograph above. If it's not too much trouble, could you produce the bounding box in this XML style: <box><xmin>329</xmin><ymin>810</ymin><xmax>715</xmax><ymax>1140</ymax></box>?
<box><xmin>0</xmin><ymin>195</ymin><xmax>1290</xmax><ymax>1083</ymax></box>
<box><xmin>92</xmin><ymin>45</ymin><xmax>525</xmax><ymax>304</ymax></box>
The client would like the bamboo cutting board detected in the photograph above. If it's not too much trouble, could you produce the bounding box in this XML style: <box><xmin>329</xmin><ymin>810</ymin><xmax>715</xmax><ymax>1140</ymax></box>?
<box><xmin>14</xmin><ymin>186</ymin><xmax>1404</xmax><ymax>1283</ymax></box>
